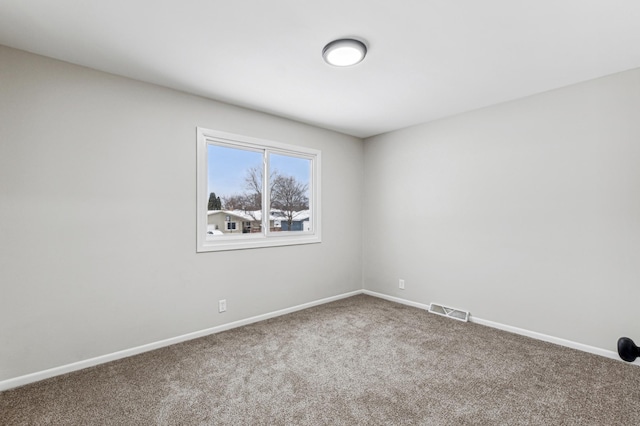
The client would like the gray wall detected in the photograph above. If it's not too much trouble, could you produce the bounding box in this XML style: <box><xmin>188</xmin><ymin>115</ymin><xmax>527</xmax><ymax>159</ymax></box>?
<box><xmin>363</xmin><ymin>68</ymin><xmax>640</xmax><ymax>352</ymax></box>
<box><xmin>3</xmin><ymin>42</ymin><xmax>639</xmax><ymax>383</ymax></box>
<box><xmin>0</xmin><ymin>45</ymin><xmax>363</xmax><ymax>381</ymax></box>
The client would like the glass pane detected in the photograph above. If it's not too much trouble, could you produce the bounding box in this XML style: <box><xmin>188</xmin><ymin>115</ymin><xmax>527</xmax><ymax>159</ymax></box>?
<box><xmin>207</xmin><ymin>144</ymin><xmax>263</xmax><ymax>237</ymax></box>
<box><xmin>269</xmin><ymin>153</ymin><xmax>312</xmax><ymax>233</ymax></box>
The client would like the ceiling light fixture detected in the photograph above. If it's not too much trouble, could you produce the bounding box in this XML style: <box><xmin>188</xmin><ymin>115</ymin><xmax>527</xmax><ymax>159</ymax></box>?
<box><xmin>322</xmin><ymin>39</ymin><xmax>367</xmax><ymax>67</ymax></box>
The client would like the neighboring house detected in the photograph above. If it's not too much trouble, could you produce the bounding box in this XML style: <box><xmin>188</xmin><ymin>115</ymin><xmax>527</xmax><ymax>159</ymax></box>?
<box><xmin>281</xmin><ymin>219</ymin><xmax>310</xmax><ymax>231</ymax></box>
<box><xmin>273</xmin><ymin>210</ymin><xmax>310</xmax><ymax>231</ymax></box>
<box><xmin>207</xmin><ymin>210</ymin><xmax>257</xmax><ymax>234</ymax></box>
<box><xmin>207</xmin><ymin>209</ymin><xmax>310</xmax><ymax>234</ymax></box>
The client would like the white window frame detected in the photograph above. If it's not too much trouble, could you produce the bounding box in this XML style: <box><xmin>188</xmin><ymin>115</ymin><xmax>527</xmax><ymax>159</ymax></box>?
<box><xmin>196</xmin><ymin>127</ymin><xmax>321</xmax><ymax>252</ymax></box>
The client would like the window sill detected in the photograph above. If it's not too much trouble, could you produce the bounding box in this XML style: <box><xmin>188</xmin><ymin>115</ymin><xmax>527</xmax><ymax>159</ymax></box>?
<box><xmin>197</xmin><ymin>233</ymin><xmax>322</xmax><ymax>252</ymax></box>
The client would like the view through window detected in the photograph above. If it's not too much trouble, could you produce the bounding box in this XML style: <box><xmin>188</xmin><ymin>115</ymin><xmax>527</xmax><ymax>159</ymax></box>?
<box><xmin>197</xmin><ymin>128</ymin><xmax>320</xmax><ymax>252</ymax></box>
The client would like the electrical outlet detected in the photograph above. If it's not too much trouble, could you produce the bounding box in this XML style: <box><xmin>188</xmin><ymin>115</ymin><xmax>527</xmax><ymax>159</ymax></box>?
<box><xmin>399</xmin><ymin>279</ymin><xmax>405</xmax><ymax>290</ymax></box>
<box><xmin>218</xmin><ymin>299</ymin><xmax>227</xmax><ymax>313</ymax></box>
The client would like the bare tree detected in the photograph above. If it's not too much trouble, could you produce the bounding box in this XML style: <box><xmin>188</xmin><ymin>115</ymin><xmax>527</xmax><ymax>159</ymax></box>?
<box><xmin>244</xmin><ymin>166</ymin><xmax>263</xmax><ymax>199</ymax></box>
<box><xmin>223</xmin><ymin>166</ymin><xmax>308</xmax><ymax>229</ymax></box>
<box><xmin>222</xmin><ymin>194</ymin><xmax>250</xmax><ymax>210</ymax></box>
<box><xmin>244</xmin><ymin>165</ymin><xmax>278</xmax><ymax>207</ymax></box>
<box><xmin>219</xmin><ymin>165</ymin><xmax>267</xmax><ymax>212</ymax></box>
<box><xmin>271</xmin><ymin>175</ymin><xmax>309</xmax><ymax>230</ymax></box>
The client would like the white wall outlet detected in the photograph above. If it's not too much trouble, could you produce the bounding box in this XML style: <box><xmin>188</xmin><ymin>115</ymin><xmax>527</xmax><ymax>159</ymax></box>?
<box><xmin>399</xmin><ymin>279</ymin><xmax>405</xmax><ymax>290</ymax></box>
<box><xmin>218</xmin><ymin>299</ymin><xmax>227</xmax><ymax>313</ymax></box>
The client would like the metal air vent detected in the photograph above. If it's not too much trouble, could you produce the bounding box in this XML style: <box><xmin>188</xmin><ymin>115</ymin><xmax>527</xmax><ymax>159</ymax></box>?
<box><xmin>428</xmin><ymin>303</ymin><xmax>469</xmax><ymax>322</ymax></box>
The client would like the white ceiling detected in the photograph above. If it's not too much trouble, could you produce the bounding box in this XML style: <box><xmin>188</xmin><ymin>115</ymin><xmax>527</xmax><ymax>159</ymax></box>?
<box><xmin>1</xmin><ymin>1</ymin><xmax>640</xmax><ymax>138</ymax></box>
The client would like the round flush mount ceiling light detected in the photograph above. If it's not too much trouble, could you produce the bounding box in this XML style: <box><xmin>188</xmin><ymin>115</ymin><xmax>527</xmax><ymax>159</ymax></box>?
<box><xmin>322</xmin><ymin>38</ymin><xmax>367</xmax><ymax>67</ymax></box>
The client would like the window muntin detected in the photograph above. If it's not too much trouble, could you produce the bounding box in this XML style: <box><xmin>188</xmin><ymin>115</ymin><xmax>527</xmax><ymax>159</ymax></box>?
<box><xmin>197</xmin><ymin>128</ymin><xmax>321</xmax><ymax>252</ymax></box>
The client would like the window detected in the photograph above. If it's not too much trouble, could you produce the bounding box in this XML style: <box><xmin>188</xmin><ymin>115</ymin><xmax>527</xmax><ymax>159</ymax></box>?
<box><xmin>197</xmin><ymin>127</ymin><xmax>321</xmax><ymax>252</ymax></box>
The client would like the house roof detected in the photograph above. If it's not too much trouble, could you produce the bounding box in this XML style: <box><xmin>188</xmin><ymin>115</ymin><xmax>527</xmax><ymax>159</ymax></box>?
<box><xmin>208</xmin><ymin>210</ymin><xmax>310</xmax><ymax>222</ymax></box>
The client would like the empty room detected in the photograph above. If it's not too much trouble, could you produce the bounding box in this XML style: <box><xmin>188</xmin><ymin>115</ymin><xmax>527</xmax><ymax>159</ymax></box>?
<box><xmin>1</xmin><ymin>1</ymin><xmax>640</xmax><ymax>424</ymax></box>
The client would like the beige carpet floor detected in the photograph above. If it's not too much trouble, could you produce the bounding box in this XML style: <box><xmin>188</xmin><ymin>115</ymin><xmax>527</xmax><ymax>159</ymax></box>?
<box><xmin>1</xmin><ymin>294</ymin><xmax>640</xmax><ymax>425</ymax></box>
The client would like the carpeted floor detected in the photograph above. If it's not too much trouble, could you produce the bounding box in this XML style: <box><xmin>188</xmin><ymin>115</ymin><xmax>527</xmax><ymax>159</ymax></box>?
<box><xmin>1</xmin><ymin>294</ymin><xmax>639</xmax><ymax>425</ymax></box>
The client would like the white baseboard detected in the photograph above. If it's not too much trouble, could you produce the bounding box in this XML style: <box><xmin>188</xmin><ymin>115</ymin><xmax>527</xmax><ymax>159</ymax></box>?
<box><xmin>363</xmin><ymin>290</ymin><xmax>432</xmax><ymax>311</ymax></box>
<box><xmin>0</xmin><ymin>290</ymin><xmax>362</xmax><ymax>392</ymax></box>
<box><xmin>363</xmin><ymin>290</ymin><xmax>640</xmax><ymax>366</ymax></box>
<box><xmin>3</xmin><ymin>289</ymin><xmax>636</xmax><ymax>391</ymax></box>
